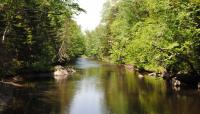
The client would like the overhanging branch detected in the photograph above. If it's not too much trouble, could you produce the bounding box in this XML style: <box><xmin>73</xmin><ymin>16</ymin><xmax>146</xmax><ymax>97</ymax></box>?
<box><xmin>152</xmin><ymin>43</ymin><xmax>199</xmax><ymax>76</ymax></box>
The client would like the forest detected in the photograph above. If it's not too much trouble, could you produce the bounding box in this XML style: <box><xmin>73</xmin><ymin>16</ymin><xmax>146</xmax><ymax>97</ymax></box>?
<box><xmin>0</xmin><ymin>0</ymin><xmax>200</xmax><ymax>86</ymax></box>
<box><xmin>0</xmin><ymin>0</ymin><xmax>85</xmax><ymax>77</ymax></box>
<box><xmin>85</xmin><ymin>0</ymin><xmax>200</xmax><ymax>85</ymax></box>
<box><xmin>0</xmin><ymin>0</ymin><xmax>200</xmax><ymax>113</ymax></box>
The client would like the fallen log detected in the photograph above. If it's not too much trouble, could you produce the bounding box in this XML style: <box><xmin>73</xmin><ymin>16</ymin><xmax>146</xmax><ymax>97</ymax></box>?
<box><xmin>0</xmin><ymin>81</ymin><xmax>24</xmax><ymax>87</ymax></box>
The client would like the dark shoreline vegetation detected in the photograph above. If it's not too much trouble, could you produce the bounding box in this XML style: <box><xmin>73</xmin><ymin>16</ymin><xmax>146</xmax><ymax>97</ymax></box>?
<box><xmin>0</xmin><ymin>0</ymin><xmax>85</xmax><ymax>80</ymax></box>
<box><xmin>0</xmin><ymin>0</ymin><xmax>200</xmax><ymax>89</ymax></box>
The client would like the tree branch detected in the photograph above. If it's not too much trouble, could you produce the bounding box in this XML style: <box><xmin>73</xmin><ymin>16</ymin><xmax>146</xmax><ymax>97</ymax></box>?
<box><xmin>2</xmin><ymin>26</ymin><xmax>9</xmax><ymax>43</ymax></box>
<box><xmin>152</xmin><ymin>44</ymin><xmax>199</xmax><ymax>76</ymax></box>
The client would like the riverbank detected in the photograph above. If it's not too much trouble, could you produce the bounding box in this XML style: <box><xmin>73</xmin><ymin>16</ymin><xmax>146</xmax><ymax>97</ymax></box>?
<box><xmin>98</xmin><ymin>57</ymin><xmax>200</xmax><ymax>89</ymax></box>
<box><xmin>0</xmin><ymin>65</ymin><xmax>76</xmax><ymax>87</ymax></box>
<box><xmin>122</xmin><ymin>64</ymin><xmax>200</xmax><ymax>89</ymax></box>
<box><xmin>1</xmin><ymin>58</ymin><xmax>200</xmax><ymax>114</ymax></box>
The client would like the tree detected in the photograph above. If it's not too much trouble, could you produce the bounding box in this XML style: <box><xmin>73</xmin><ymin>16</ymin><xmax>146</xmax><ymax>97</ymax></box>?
<box><xmin>85</xmin><ymin>0</ymin><xmax>200</xmax><ymax>78</ymax></box>
<box><xmin>0</xmin><ymin>0</ymin><xmax>85</xmax><ymax>77</ymax></box>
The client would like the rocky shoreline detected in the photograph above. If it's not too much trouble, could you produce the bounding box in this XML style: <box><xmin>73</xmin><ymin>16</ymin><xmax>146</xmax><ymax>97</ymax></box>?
<box><xmin>123</xmin><ymin>64</ymin><xmax>200</xmax><ymax>90</ymax></box>
<box><xmin>0</xmin><ymin>65</ymin><xmax>76</xmax><ymax>87</ymax></box>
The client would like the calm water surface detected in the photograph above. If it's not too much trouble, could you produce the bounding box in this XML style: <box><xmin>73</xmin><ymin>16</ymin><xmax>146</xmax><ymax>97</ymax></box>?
<box><xmin>0</xmin><ymin>58</ymin><xmax>200</xmax><ymax>114</ymax></box>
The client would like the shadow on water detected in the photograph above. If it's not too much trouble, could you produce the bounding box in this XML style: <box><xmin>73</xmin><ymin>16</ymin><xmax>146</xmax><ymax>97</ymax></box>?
<box><xmin>1</xmin><ymin>58</ymin><xmax>200</xmax><ymax>114</ymax></box>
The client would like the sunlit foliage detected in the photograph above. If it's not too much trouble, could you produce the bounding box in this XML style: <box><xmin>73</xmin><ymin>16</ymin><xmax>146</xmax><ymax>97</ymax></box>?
<box><xmin>85</xmin><ymin>0</ymin><xmax>200</xmax><ymax>76</ymax></box>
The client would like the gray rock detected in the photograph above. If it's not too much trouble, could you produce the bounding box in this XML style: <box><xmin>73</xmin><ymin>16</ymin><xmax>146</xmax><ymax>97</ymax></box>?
<box><xmin>54</xmin><ymin>65</ymin><xmax>69</xmax><ymax>80</ymax></box>
<box><xmin>148</xmin><ymin>73</ymin><xmax>157</xmax><ymax>77</ymax></box>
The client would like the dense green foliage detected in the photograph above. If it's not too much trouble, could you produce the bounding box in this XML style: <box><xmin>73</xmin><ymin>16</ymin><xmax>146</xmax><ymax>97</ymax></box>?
<box><xmin>0</xmin><ymin>0</ymin><xmax>85</xmax><ymax>77</ymax></box>
<box><xmin>85</xmin><ymin>0</ymin><xmax>200</xmax><ymax>76</ymax></box>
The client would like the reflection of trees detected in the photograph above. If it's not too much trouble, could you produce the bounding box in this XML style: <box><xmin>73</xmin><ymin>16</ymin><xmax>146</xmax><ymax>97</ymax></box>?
<box><xmin>140</xmin><ymin>76</ymin><xmax>200</xmax><ymax>114</ymax></box>
<box><xmin>0</xmin><ymin>84</ymin><xmax>14</xmax><ymax>111</ymax></box>
<box><xmin>102</xmin><ymin>65</ymin><xmax>200</xmax><ymax>114</ymax></box>
<box><xmin>0</xmin><ymin>79</ymin><xmax>76</xmax><ymax>114</ymax></box>
<box><xmin>138</xmin><ymin>76</ymin><xmax>170</xmax><ymax>114</ymax></box>
<box><xmin>1</xmin><ymin>62</ymin><xmax>200</xmax><ymax>114</ymax></box>
<box><xmin>102</xmin><ymin>65</ymin><xmax>140</xmax><ymax>114</ymax></box>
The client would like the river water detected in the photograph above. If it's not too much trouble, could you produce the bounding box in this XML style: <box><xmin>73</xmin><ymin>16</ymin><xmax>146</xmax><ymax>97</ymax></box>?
<box><xmin>0</xmin><ymin>58</ymin><xmax>200</xmax><ymax>114</ymax></box>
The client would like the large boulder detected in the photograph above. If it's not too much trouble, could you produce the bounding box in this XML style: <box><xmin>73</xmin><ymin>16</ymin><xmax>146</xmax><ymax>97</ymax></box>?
<box><xmin>54</xmin><ymin>66</ymin><xmax>69</xmax><ymax>80</ymax></box>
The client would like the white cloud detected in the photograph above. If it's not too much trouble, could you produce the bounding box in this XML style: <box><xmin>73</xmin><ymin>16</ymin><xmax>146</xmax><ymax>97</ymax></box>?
<box><xmin>74</xmin><ymin>0</ymin><xmax>105</xmax><ymax>31</ymax></box>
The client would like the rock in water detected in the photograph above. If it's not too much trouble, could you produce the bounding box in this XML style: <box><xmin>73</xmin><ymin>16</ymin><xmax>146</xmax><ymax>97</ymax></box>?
<box><xmin>138</xmin><ymin>74</ymin><xmax>144</xmax><ymax>79</ymax></box>
<box><xmin>148</xmin><ymin>73</ymin><xmax>157</xmax><ymax>77</ymax></box>
<box><xmin>162</xmin><ymin>71</ymin><xmax>170</xmax><ymax>79</ymax></box>
<box><xmin>54</xmin><ymin>65</ymin><xmax>69</xmax><ymax>80</ymax></box>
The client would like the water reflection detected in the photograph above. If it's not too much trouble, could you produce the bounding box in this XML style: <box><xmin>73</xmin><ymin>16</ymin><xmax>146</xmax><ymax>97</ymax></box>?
<box><xmin>69</xmin><ymin>58</ymin><xmax>108</xmax><ymax>114</ymax></box>
<box><xmin>75</xmin><ymin>58</ymin><xmax>100</xmax><ymax>69</ymax></box>
<box><xmin>69</xmin><ymin>76</ymin><xmax>106</xmax><ymax>114</ymax></box>
<box><xmin>0</xmin><ymin>58</ymin><xmax>200</xmax><ymax>114</ymax></box>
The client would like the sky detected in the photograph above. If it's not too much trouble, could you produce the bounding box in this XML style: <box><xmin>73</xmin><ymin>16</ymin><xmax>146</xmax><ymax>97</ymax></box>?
<box><xmin>74</xmin><ymin>0</ymin><xmax>105</xmax><ymax>31</ymax></box>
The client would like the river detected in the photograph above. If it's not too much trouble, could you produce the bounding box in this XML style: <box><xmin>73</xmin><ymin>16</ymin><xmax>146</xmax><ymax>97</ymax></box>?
<box><xmin>0</xmin><ymin>58</ymin><xmax>200</xmax><ymax>114</ymax></box>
